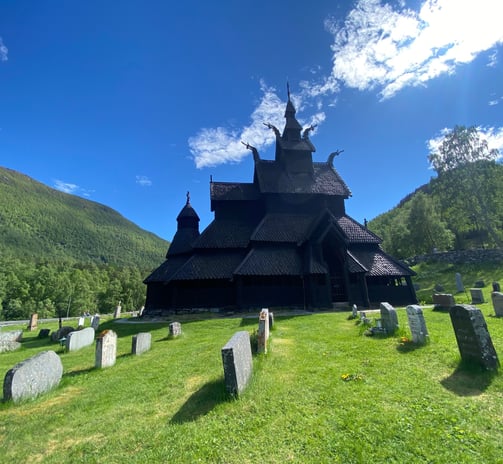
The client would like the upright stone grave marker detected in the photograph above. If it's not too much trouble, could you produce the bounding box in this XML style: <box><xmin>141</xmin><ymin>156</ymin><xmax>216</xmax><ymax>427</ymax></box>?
<box><xmin>132</xmin><ymin>332</ymin><xmax>152</xmax><ymax>355</ymax></box>
<box><xmin>433</xmin><ymin>293</ymin><xmax>455</xmax><ymax>311</ymax></box>
<box><xmin>91</xmin><ymin>315</ymin><xmax>100</xmax><ymax>330</ymax></box>
<box><xmin>113</xmin><ymin>302</ymin><xmax>122</xmax><ymax>319</ymax></box>
<box><xmin>449</xmin><ymin>304</ymin><xmax>499</xmax><ymax>370</ymax></box>
<box><xmin>28</xmin><ymin>313</ymin><xmax>38</xmax><ymax>331</ymax></box>
<box><xmin>406</xmin><ymin>305</ymin><xmax>429</xmax><ymax>344</ymax></box>
<box><xmin>95</xmin><ymin>330</ymin><xmax>117</xmax><ymax>368</ymax></box>
<box><xmin>269</xmin><ymin>311</ymin><xmax>274</xmax><ymax>330</ymax></box>
<box><xmin>221</xmin><ymin>331</ymin><xmax>253</xmax><ymax>396</ymax></box>
<box><xmin>455</xmin><ymin>273</ymin><xmax>464</xmax><ymax>293</ymax></box>
<box><xmin>470</xmin><ymin>288</ymin><xmax>485</xmax><ymax>304</ymax></box>
<box><xmin>78</xmin><ymin>316</ymin><xmax>85</xmax><ymax>328</ymax></box>
<box><xmin>3</xmin><ymin>351</ymin><xmax>63</xmax><ymax>402</ymax></box>
<box><xmin>257</xmin><ymin>308</ymin><xmax>269</xmax><ymax>354</ymax></box>
<box><xmin>66</xmin><ymin>327</ymin><xmax>95</xmax><ymax>352</ymax></box>
<box><xmin>380</xmin><ymin>302</ymin><xmax>399</xmax><ymax>334</ymax></box>
<box><xmin>493</xmin><ymin>282</ymin><xmax>501</xmax><ymax>292</ymax></box>
<box><xmin>169</xmin><ymin>322</ymin><xmax>182</xmax><ymax>337</ymax></box>
<box><xmin>352</xmin><ymin>304</ymin><xmax>358</xmax><ymax>318</ymax></box>
<box><xmin>50</xmin><ymin>326</ymin><xmax>75</xmax><ymax>343</ymax></box>
<box><xmin>491</xmin><ymin>292</ymin><xmax>503</xmax><ymax>317</ymax></box>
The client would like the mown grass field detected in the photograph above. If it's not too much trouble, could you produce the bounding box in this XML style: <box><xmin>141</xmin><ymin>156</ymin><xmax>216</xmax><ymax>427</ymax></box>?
<box><xmin>1</xmin><ymin>301</ymin><xmax>502</xmax><ymax>463</ymax></box>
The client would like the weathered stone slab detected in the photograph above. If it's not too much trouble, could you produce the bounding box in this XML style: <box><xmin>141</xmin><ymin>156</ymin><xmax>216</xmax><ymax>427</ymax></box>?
<box><xmin>38</xmin><ymin>329</ymin><xmax>50</xmax><ymax>338</ymax></box>
<box><xmin>449</xmin><ymin>304</ymin><xmax>499</xmax><ymax>370</ymax></box>
<box><xmin>257</xmin><ymin>308</ymin><xmax>269</xmax><ymax>354</ymax></box>
<box><xmin>493</xmin><ymin>282</ymin><xmax>501</xmax><ymax>292</ymax></box>
<box><xmin>433</xmin><ymin>293</ymin><xmax>455</xmax><ymax>310</ymax></box>
<box><xmin>95</xmin><ymin>330</ymin><xmax>117</xmax><ymax>368</ymax></box>
<box><xmin>380</xmin><ymin>302</ymin><xmax>398</xmax><ymax>334</ymax></box>
<box><xmin>91</xmin><ymin>315</ymin><xmax>100</xmax><ymax>330</ymax></box>
<box><xmin>455</xmin><ymin>273</ymin><xmax>464</xmax><ymax>293</ymax></box>
<box><xmin>491</xmin><ymin>292</ymin><xmax>503</xmax><ymax>317</ymax></box>
<box><xmin>132</xmin><ymin>332</ymin><xmax>151</xmax><ymax>355</ymax></box>
<box><xmin>113</xmin><ymin>303</ymin><xmax>122</xmax><ymax>319</ymax></box>
<box><xmin>0</xmin><ymin>330</ymin><xmax>23</xmax><ymax>343</ymax></box>
<box><xmin>65</xmin><ymin>327</ymin><xmax>95</xmax><ymax>352</ymax></box>
<box><xmin>51</xmin><ymin>326</ymin><xmax>75</xmax><ymax>342</ymax></box>
<box><xmin>3</xmin><ymin>350</ymin><xmax>63</xmax><ymax>402</ymax></box>
<box><xmin>78</xmin><ymin>316</ymin><xmax>85</xmax><ymax>328</ymax></box>
<box><xmin>0</xmin><ymin>341</ymin><xmax>21</xmax><ymax>353</ymax></box>
<box><xmin>470</xmin><ymin>288</ymin><xmax>485</xmax><ymax>304</ymax></box>
<box><xmin>28</xmin><ymin>313</ymin><xmax>38</xmax><ymax>331</ymax></box>
<box><xmin>406</xmin><ymin>305</ymin><xmax>429</xmax><ymax>344</ymax></box>
<box><xmin>221</xmin><ymin>331</ymin><xmax>253</xmax><ymax>396</ymax></box>
<box><xmin>269</xmin><ymin>311</ymin><xmax>275</xmax><ymax>330</ymax></box>
<box><xmin>169</xmin><ymin>322</ymin><xmax>182</xmax><ymax>337</ymax></box>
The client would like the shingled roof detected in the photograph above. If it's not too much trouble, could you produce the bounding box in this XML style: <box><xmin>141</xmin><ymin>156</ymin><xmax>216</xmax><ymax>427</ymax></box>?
<box><xmin>210</xmin><ymin>182</ymin><xmax>259</xmax><ymax>203</ymax></box>
<box><xmin>171</xmin><ymin>251</ymin><xmax>246</xmax><ymax>281</ymax></box>
<box><xmin>334</xmin><ymin>216</ymin><xmax>382</xmax><ymax>244</ymax></box>
<box><xmin>143</xmin><ymin>255</ymin><xmax>189</xmax><ymax>283</ymax></box>
<box><xmin>192</xmin><ymin>219</ymin><xmax>253</xmax><ymax>249</ymax></box>
<box><xmin>234</xmin><ymin>246</ymin><xmax>303</xmax><ymax>276</ymax></box>
<box><xmin>251</xmin><ymin>213</ymin><xmax>314</xmax><ymax>243</ymax></box>
<box><xmin>348</xmin><ymin>249</ymin><xmax>415</xmax><ymax>277</ymax></box>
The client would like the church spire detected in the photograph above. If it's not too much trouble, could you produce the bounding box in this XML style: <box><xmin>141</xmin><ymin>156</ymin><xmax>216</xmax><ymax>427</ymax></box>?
<box><xmin>282</xmin><ymin>84</ymin><xmax>302</xmax><ymax>141</ymax></box>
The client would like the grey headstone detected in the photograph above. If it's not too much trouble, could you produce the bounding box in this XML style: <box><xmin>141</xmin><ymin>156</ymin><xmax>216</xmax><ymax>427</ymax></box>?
<box><xmin>269</xmin><ymin>311</ymin><xmax>274</xmax><ymax>330</ymax></box>
<box><xmin>257</xmin><ymin>308</ymin><xmax>269</xmax><ymax>354</ymax></box>
<box><xmin>380</xmin><ymin>302</ymin><xmax>399</xmax><ymax>334</ymax></box>
<box><xmin>132</xmin><ymin>332</ymin><xmax>152</xmax><ymax>355</ymax></box>
<box><xmin>78</xmin><ymin>317</ymin><xmax>85</xmax><ymax>328</ymax></box>
<box><xmin>28</xmin><ymin>313</ymin><xmax>38</xmax><ymax>331</ymax></box>
<box><xmin>0</xmin><ymin>341</ymin><xmax>21</xmax><ymax>353</ymax></box>
<box><xmin>51</xmin><ymin>326</ymin><xmax>75</xmax><ymax>342</ymax></box>
<box><xmin>352</xmin><ymin>304</ymin><xmax>358</xmax><ymax>318</ymax></box>
<box><xmin>221</xmin><ymin>331</ymin><xmax>253</xmax><ymax>396</ymax></box>
<box><xmin>406</xmin><ymin>305</ymin><xmax>429</xmax><ymax>344</ymax></box>
<box><xmin>433</xmin><ymin>293</ymin><xmax>455</xmax><ymax>310</ymax></box>
<box><xmin>492</xmin><ymin>282</ymin><xmax>501</xmax><ymax>292</ymax></box>
<box><xmin>66</xmin><ymin>327</ymin><xmax>95</xmax><ymax>352</ymax></box>
<box><xmin>474</xmin><ymin>280</ymin><xmax>485</xmax><ymax>288</ymax></box>
<box><xmin>113</xmin><ymin>304</ymin><xmax>121</xmax><ymax>319</ymax></box>
<box><xmin>491</xmin><ymin>292</ymin><xmax>503</xmax><ymax>317</ymax></box>
<box><xmin>91</xmin><ymin>315</ymin><xmax>100</xmax><ymax>330</ymax></box>
<box><xmin>449</xmin><ymin>304</ymin><xmax>499</xmax><ymax>370</ymax></box>
<box><xmin>3</xmin><ymin>350</ymin><xmax>63</xmax><ymax>402</ymax></box>
<box><xmin>470</xmin><ymin>288</ymin><xmax>485</xmax><ymax>304</ymax></box>
<box><xmin>0</xmin><ymin>330</ymin><xmax>23</xmax><ymax>343</ymax></box>
<box><xmin>169</xmin><ymin>322</ymin><xmax>182</xmax><ymax>337</ymax></box>
<box><xmin>95</xmin><ymin>330</ymin><xmax>117</xmax><ymax>368</ymax></box>
<box><xmin>455</xmin><ymin>273</ymin><xmax>464</xmax><ymax>293</ymax></box>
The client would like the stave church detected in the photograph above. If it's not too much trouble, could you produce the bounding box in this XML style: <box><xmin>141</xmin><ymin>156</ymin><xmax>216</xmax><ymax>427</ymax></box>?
<box><xmin>143</xmin><ymin>91</ymin><xmax>417</xmax><ymax>315</ymax></box>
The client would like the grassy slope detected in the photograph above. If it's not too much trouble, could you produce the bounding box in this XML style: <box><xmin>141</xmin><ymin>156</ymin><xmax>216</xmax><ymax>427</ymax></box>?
<box><xmin>0</xmin><ymin>167</ymin><xmax>168</xmax><ymax>267</ymax></box>
<box><xmin>1</xmin><ymin>306</ymin><xmax>502</xmax><ymax>463</ymax></box>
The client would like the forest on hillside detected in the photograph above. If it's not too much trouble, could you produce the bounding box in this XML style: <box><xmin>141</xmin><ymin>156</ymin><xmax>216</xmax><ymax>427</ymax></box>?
<box><xmin>369</xmin><ymin>126</ymin><xmax>503</xmax><ymax>259</ymax></box>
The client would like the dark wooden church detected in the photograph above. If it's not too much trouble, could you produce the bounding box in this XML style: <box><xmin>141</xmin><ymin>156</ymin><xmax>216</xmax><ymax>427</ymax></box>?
<box><xmin>143</xmin><ymin>93</ymin><xmax>417</xmax><ymax>315</ymax></box>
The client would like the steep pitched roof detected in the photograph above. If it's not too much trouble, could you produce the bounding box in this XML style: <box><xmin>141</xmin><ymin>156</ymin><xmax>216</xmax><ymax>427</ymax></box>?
<box><xmin>166</xmin><ymin>228</ymin><xmax>199</xmax><ymax>256</ymax></box>
<box><xmin>143</xmin><ymin>255</ymin><xmax>189</xmax><ymax>283</ymax></box>
<box><xmin>251</xmin><ymin>214</ymin><xmax>314</xmax><ymax>243</ymax></box>
<box><xmin>348</xmin><ymin>249</ymin><xmax>415</xmax><ymax>277</ymax></box>
<box><xmin>192</xmin><ymin>219</ymin><xmax>253</xmax><ymax>249</ymax></box>
<box><xmin>171</xmin><ymin>251</ymin><xmax>246</xmax><ymax>281</ymax></box>
<box><xmin>234</xmin><ymin>246</ymin><xmax>303</xmax><ymax>276</ymax></box>
<box><xmin>210</xmin><ymin>182</ymin><xmax>259</xmax><ymax>203</ymax></box>
<box><xmin>334</xmin><ymin>216</ymin><xmax>382</xmax><ymax>244</ymax></box>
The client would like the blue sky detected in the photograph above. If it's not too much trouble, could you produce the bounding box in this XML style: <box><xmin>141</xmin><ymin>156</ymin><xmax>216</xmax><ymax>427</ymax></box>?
<box><xmin>1</xmin><ymin>0</ymin><xmax>502</xmax><ymax>242</ymax></box>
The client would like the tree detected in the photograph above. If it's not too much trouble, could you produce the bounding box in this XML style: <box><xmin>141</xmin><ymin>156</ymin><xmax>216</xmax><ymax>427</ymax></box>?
<box><xmin>428</xmin><ymin>126</ymin><xmax>502</xmax><ymax>248</ymax></box>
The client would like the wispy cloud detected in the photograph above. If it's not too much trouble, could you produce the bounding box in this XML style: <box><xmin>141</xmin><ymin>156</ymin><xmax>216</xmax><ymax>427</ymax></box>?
<box><xmin>324</xmin><ymin>0</ymin><xmax>503</xmax><ymax>99</ymax></box>
<box><xmin>0</xmin><ymin>37</ymin><xmax>8</xmax><ymax>62</ymax></box>
<box><xmin>427</xmin><ymin>126</ymin><xmax>503</xmax><ymax>162</ymax></box>
<box><xmin>136</xmin><ymin>175</ymin><xmax>152</xmax><ymax>187</ymax></box>
<box><xmin>53</xmin><ymin>180</ymin><xmax>92</xmax><ymax>197</ymax></box>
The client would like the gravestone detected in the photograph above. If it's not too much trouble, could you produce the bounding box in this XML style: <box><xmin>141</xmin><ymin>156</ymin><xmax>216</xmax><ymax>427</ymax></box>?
<box><xmin>113</xmin><ymin>302</ymin><xmax>122</xmax><ymax>319</ymax></box>
<box><xmin>95</xmin><ymin>330</ymin><xmax>117</xmax><ymax>368</ymax></box>
<box><xmin>269</xmin><ymin>311</ymin><xmax>275</xmax><ymax>330</ymax></box>
<box><xmin>169</xmin><ymin>322</ymin><xmax>182</xmax><ymax>337</ymax></box>
<box><xmin>0</xmin><ymin>330</ymin><xmax>23</xmax><ymax>343</ymax></box>
<box><xmin>474</xmin><ymin>280</ymin><xmax>485</xmax><ymax>288</ymax></box>
<box><xmin>78</xmin><ymin>316</ymin><xmax>85</xmax><ymax>328</ymax></box>
<box><xmin>352</xmin><ymin>304</ymin><xmax>358</xmax><ymax>318</ymax></box>
<box><xmin>28</xmin><ymin>313</ymin><xmax>38</xmax><ymax>331</ymax></box>
<box><xmin>38</xmin><ymin>328</ymin><xmax>50</xmax><ymax>338</ymax></box>
<box><xmin>91</xmin><ymin>315</ymin><xmax>100</xmax><ymax>330</ymax></box>
<box><xmin>491</xmin><ymin>292</ymin><xmax>503</xmax><ymax>317</ymax></box>
<box><xmin>406</xmin><ymin>305</ymin><xmax>429</xmax><ymax>344</ymax></box>
<box><xmin>139</xmin><ymin>306</ymin><xmax>145</xmax><ymax>317</ymax></box>
<box><xmin>257</xmin><ymin>308</ymin><xmax>270</xmax><ymax>354</ymax></box>
<box><xmin>50</xmin><ymin>326</ymin><xmax>75</xmax><ymax>343</ymax></box>
<box><xmin>221</xmin><ymin>331</ymin><xmax>253</xmax><ymax>396</ymax></box>
<box><xmin>455</xmin><ymin>273</ymin><xmax>464</xmax><ymax>293</ymax></box>
<box><xmin>65</xmin><ymin>327</ymin><xmax>95</xmax><ymax>352</ymax></box>
<box><xmin>434</xmin><ymin>284</ymin><xmax>444</xmax><ymax>292</ymax></box>
<box><xmin>3</xmin><ymin>350</ymin><xmax>63</xmax><ymax>402</ymax></box>
<box><xmin>492</xmin><ymin>282</ymin><xmax>501</xmax><ymax>292</ymax></box>
<box><xmin>433</xmin><ymin>293</ymin><xmax>455</xmax><ymax>310</ymax></box>
<box><xmin>380</xmin><ymin>302</ymin><xmax>399</xmax><ymax>334</ymax></box>
<box><xmin>132</xmin><ymin>332</ymin><xmax>152</xmax><ymax>355</ymax></box>
<box><xmin>470</xmin><ymin>288</ymin><xmax>485</xmax><ymax>305</ymax></box>
<box><xmin>0</xmin><ymin>341</ymin><xmax>21</xmax><ymax>353</ymax></box>
<box><xmin>449</xmin><ymin>304</ymin><xmax>499</xmax><ymax>370</ymax></box>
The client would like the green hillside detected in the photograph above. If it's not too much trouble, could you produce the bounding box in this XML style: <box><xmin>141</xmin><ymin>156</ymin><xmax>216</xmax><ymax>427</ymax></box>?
<box><xmin>0</xmin><ymin>167</ymin><xmax>168</xmax><ymax>268</ymax></box>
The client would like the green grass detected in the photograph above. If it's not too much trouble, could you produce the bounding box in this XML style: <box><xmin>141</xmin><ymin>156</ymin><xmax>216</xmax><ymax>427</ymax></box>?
<box><xmin>1</xmin><ymin>306</ymin><xmax>502</xmax><ymax>463</ymax></box>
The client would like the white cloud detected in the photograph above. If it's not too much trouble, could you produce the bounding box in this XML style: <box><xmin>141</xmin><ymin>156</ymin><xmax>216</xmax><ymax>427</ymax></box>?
<box><xmin>324</xmin><ymin>0</ymin><xmax>503</xmax><ymax>99</ymax></box>
<box><xmin>0</xmin><ymin>37</ymin><xmax>8</xmax><ymax>62</ymax></box>
<box><xmin>189</xmin><ymin>82</ymin><xmax>286</xmax><ymax>168</ymax></box>
<box><xmin>53</xmin><ymin>180</ymin><xmax>93</xmax><ymax>197</ymax></box>
<box><xmin>136</xmin><ymin>175</ymin><xmax>152</xmax><ymax>187</ymax></box>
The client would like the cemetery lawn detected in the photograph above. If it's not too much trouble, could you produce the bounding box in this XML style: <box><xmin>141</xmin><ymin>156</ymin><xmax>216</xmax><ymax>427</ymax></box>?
<box><xmin>1</xmin><ymin>308</ymin><xmax>502</xmax><ymax>463</ymax></box>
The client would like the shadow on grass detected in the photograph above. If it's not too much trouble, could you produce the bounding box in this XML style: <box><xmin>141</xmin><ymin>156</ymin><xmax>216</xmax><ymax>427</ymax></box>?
<box><xmin>441</xmin><ymin>362</ymin><xmax>498</xmax><ymax>396</ymax></box>
<box><xmin>396</xmin><ymin>340</ymin><xmax>429</xmax><ymax>353</ymax></box>
<box><xmin>170</xmin><ymin>378</ymin><xmax>229</xmax><ymax>424</ymax></box>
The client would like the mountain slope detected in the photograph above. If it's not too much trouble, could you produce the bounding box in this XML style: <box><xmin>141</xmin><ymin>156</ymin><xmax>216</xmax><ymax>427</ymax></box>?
<box><xmin>0</xmin><ymin>167</ymin><xmax>168</xmax><ymax>267</ymax></box>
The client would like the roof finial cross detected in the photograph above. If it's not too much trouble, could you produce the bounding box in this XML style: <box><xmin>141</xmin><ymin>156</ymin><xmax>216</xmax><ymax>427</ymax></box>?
<box><xmin>186</xmin><ymin>191</ymin><xmax>190</xmax><ymax>205</ymax></box>
<box><xmin>287</xmin><ymin>81</ymin><xmax>291</xmax><ymax>100</ymax></box>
